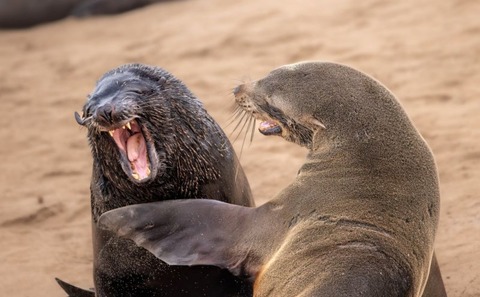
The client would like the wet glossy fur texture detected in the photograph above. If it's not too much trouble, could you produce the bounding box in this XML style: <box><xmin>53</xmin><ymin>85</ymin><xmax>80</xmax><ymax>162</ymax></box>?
<box><xmin>59</xmin><ymin>64</ymin><xmax>254</xmax><ymax>297</ymax></box>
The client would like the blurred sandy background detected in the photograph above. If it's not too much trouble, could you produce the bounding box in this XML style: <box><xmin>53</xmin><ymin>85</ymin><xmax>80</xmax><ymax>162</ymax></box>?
<box><xmin>0</xmin><ymin>0</ymin><xmax>479</xmax><ymax>296</ymax></box>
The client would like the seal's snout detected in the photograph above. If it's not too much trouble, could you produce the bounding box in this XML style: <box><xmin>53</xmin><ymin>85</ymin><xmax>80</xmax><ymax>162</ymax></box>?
<box><xmin>94</xmin><ymin>103</ymin><xmax>115</xmax><ymax>126</ymax></box>
<box><xmin>233</xmin><ymin>84</ymin><xmax>244</xmax><ymax>97</ymax></box>
<box><xmin>233</xmin><ymin>83</ymin><xmax>253</xmax><ymax>109</ymax></box>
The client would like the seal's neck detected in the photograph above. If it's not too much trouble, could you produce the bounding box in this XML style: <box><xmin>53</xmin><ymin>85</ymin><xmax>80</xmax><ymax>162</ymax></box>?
<box><xmin>298</xmin><ymin>148</ymin><xmax>362</xmax><ymax>179</ymax></box>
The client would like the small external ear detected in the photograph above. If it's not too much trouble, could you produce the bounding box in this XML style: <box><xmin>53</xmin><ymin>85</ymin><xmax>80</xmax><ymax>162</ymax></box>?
<box><xmin>304</xmin><ymin>115</ymin><xmax>326</xmax><ymax>129</ymax></box>
<box><xmin>158</xmin><ymin>76</ymin><xmax>167</xmax><ymax>86</ymax></box>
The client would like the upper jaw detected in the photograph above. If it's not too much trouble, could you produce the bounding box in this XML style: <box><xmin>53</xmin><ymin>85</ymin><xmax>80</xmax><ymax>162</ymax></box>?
<box><xmin>103</xmin><ymin>119</ymin><xmax>137</xmax><ymax>136</ymax></box>
<box><xmin>242</xmin><ymin>104</ymin><xmax>284</xmax><ymax>137</ymax></box>
<box><xmin>234</xmin><ymin>99</ymin><xmax>281</xmax><ymax>136</ymax></box>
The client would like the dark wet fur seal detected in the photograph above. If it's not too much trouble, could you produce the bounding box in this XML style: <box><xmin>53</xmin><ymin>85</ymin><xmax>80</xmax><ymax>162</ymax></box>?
<box><xmin>56</xmin><ymin>63</ymin><xmax>254</xmax><ymax>296</ymax></box>
<box><xmin>0</xmin><ymin>0</ymin><xmax>174</xmax><ymax>28</ymax></box>
<box><xmin>99</xmin><ymin>62</ymin><xmax>447</xmax><ymax>296</ymax></box>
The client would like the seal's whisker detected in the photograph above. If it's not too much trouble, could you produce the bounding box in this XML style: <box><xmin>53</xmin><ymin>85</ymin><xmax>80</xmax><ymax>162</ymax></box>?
<box><xmin>230</xmin><ymin>111</ymin><xmax>248</xmax><ymax>137</ymax></box>
<box><xmin>224</xmin><ymin>107</ymin><xmax>244</xmax><ymax>128</ymax></box>
<box><xmin>229</xmin><ymin>106</ymin><xmax>243</xmax><ymax>121</ymax></box>
<box><xmin>82</xmin><ymin>116</ymin><xmax>93</xmax><ymax>125</ymax></box>
<box><xmin>243</xmin><ymin>116</ymin><xmax>253</xmax><ymax>148</ymax></box>
<box><xmin>250</xmin><ymin>117</ymin><xmax>256</xmax><ymax>144</ymax></box>
<box><xmin>233</xmin><ymin>105</ymin><xmax>243</xmax><ymax>116</ymax></box>
<box><xmin>232</xmin><ymin>113</ymin><xmax>250</xmax><ymax>144</ymax></box>
<box><xmin>238</xmin><ymin>114</ymin><xmax>253</xmax><ymax>160</ymax></box>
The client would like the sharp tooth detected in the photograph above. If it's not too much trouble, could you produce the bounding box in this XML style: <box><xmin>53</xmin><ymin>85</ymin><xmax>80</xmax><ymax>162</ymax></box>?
<box><xmin>126</xmin><ymin>122</ymin><xmax>132</xmax><ymax>130</ymax></box>
<box><xmin>146</xmin><ymin>167</ymin><xmax>151</xmax><ymax>176</ymax></box>
<box><xmin>122</xmin><ymin>125</ymin><xmax>126</xmax><ymax>129</ymax></box>
<box><xmin>132</xmin><ymin>173</ymin><xmax>140</xmax><ymax>180</ymax></box>
<box><xmin>109</xmin><ymin>130</ymin><xmax>114</xmax><ymax>137</ymax></box>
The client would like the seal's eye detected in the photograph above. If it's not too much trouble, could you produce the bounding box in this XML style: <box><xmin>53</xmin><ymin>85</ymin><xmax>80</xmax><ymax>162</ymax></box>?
<box><xmin>131</xmin><ymin>89</ymin><xmax>144</xmax><ymax>95</ymax></box>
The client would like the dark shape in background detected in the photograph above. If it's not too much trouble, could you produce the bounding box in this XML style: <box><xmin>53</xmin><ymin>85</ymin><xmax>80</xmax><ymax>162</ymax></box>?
<box><xmin>0</xmin><ymin>0</ymin><xmax>174</xmax><ymax>28</ymax></box>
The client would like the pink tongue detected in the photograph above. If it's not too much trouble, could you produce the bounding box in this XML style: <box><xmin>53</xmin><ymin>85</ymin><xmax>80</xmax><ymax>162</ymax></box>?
<box><xmin>127</xmin><ymin>133</ymin><xmax>149</xmax><ymax>179</ymax></box>
<box><xmin>259</xmin><ymin>121</ymin><xmax>276</xmax><ymax>130</ymax></box>
<box><xmin>259</xmin><ymin>121</ymin><xmax>282</xmax><ymax>135</ymax></box>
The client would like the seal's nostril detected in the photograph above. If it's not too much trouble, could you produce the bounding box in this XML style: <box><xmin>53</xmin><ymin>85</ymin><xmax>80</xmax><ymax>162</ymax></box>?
<box><xmin>233</xmin><ymin>85</ymin><xmax>244</xmax><ymax>97</ymax></box>
<box><xmin>95</xmin><ymin>104</ymin><xmax>114</xmax><ymax>125</ymax></box>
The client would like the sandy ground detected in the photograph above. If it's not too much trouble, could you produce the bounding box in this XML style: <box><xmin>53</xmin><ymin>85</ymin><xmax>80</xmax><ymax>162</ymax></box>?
<box><xmin>0</xmin><ymin>0</ymin><xmax>479</xmax><ymax>296</ymax></box>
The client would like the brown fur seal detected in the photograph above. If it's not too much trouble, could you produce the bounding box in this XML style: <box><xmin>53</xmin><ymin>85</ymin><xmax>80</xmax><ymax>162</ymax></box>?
<box><xmin>56</xmin><ymin>63</ymin><xmax>254</xmax><ymax>296</ymax></box>
<box><xmin>98</xmin><ymin>62</ymin><xmax>447</xmax><ymax>297</ymax></box>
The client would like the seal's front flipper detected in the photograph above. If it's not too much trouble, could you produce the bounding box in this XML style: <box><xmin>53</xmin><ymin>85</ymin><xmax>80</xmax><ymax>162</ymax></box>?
<box><xmin>98</xmin><ymin>199</ymin><xmax>259</xmax><ymax>277</ymax></box>
<box><xmin>55</xmin><ymin>278</ymin><xmax>95</xmax><ymax>297</ymax></box>
<box><xmin>421</xmin><ymin>253</ymin><xmax>447</xmax><ymax>297</ymax></box>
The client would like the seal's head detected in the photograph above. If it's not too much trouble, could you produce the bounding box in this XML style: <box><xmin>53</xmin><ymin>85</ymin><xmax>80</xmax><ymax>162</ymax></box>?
<box><xmin>234</xmin><ymin>61</ymin><xmax>407</xmax><ymax>151</ymax></box>
<box><xmin>75</xmin><ymin>64</ymin><xmax>207</xmax><ymax>185</ymax></box>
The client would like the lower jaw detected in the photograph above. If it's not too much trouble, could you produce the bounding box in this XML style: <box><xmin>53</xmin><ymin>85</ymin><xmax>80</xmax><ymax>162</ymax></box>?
<box><xmin>259</xmin><ymin>127</ymin><xmax>282</xmax><ymax>136</ymax></box>
<box><xmin>127</xmin><ymin>171</ymin><xmax>152</xmax><ymax>183</ymax></box>
<box><xmin>130</xmin><ymin>167</ymin><xmax>151</xmax><ymax>182</ymax></box>
<box><xmin>125</xmin><ymin>143</ymin><xmax>156</xmax><ymax>183</ymax></box>
<box><xmin>117</xmin><ymin>158</ymin><xmax>155</xmax><ymax>184</ymax></box>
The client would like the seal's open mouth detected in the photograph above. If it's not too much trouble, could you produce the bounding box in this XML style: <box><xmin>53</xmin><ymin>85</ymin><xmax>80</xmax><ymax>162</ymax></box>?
<box><xmin>259</xmin><ymin>120</ymin><xmax>282</xmax><ymax>136</ymax></box>
<box><xmin>108</xmin><ymin>119</ymin><xmax>151</xmax><ymax>181</ymax></box>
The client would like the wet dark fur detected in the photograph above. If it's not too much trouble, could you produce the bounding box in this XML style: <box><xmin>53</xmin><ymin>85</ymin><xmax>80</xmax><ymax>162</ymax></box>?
<box><xmin>59</xmin><ymin>64</ymin><xmax>254</xmax><ymax>296</ymax></box>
